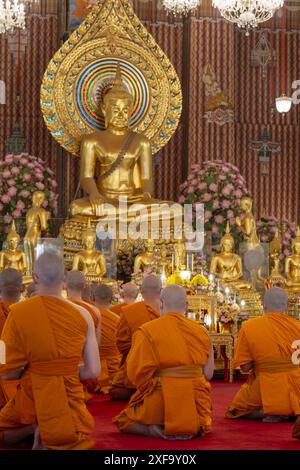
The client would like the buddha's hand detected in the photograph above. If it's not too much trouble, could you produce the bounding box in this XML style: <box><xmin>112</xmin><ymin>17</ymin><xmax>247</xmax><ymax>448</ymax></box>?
<box><xmin>143</xmin><ymin>192</ymin><xmax>152</xmax><ymax>201</ymax></box>
<box><xmin>89</xmin><ymin>192</ymin><xmax>104</xmax><ymax>214</ymax></box>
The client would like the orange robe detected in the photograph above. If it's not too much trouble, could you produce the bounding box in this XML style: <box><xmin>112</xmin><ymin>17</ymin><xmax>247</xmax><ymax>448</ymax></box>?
<box><xmin>226</xmin><ymin>313</ymin><xmax>300</xmax><ymax>418</ymax></box>
<box><xmin>0</xmin><ymin>296</ymin><xmax>95</xmax><ymax>450</ymax></box>
<box><xmin>0</xmin><ymin>301</ymin><xmax>17</xmax><ymax>408</ymax></box>
<box><xmin>114</xmin><ymin>312</ymin><xmax>212</xmax><ymax>436</ymax></box>
<box><xmin>68</xmin><ymin>298</ymin><xmax>101</xmax><ymax>399</ymax></box>
<box><xmin>91</xmin><ymin>308</ymin><xmax>120</xmax><ymax>394</ymax></box>
<box><xmin>110</xmin><ymin>301</ymin><xmax>159</xmax><ymax>400</ymax></box>
<box><xmin>110</xmin><ymin>303</ymin><xmax>128</xmax><ymax>317</ymax></box>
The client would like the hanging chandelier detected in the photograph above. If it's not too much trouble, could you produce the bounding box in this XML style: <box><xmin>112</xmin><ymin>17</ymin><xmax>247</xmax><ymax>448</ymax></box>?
<box><xmin>162</xmin><ymin>0</ymin><xmax>202</xmax><ymax>16</ymax></box>
<box><xmin>212</xmin><ymin>0</ymin><xmax>284</xmax><ymax>35</ymax></box>
<box><xmin>0</xmin><ymin>0</ymin><xmax>37</xmax><ymax>35</ymax></box>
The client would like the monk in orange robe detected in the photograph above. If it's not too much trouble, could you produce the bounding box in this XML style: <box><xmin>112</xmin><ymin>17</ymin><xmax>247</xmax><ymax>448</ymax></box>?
<box><xmin>114</xmin><ymin>284</ymin><xmax>214</xmax><ymax>438</ymax></box>
<box><xmin>0</xmin><ymin>253</ymin><xmax>100</xmax><ymax>450</ymax></box>
<box><xmin>91</xmin><ymin>284</ymin><xmax>120</xmax><ymax>394</ymax></box>
<box><xmin>0</xmin><ymin>269</ymin><xmax>23</xmax><ymax>408</ymax></box>
<box><xmin>226</xmin><ymin>287</ymin><xmax>300</xmax><ymax>422</ymax></box>
<box><xmin>110</xmin><ymin>282</ymin><xmax>139</xmax><ymax>317</ymax></box>
<box><xmin>110</xmin><ymin>275</ymin><xmax>162</xmax><ymax>401</ymax></box>
<box><xmin>66</xmin><ymin>270</ymin><xmax>101</xmax><ymax>343</ymax></box>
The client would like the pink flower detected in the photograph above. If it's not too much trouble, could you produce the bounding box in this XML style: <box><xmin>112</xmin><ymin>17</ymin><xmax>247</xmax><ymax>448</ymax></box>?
<box><xmin>11</xmin><ymin>167</ymin><xmax>20</xmax><ymax>175</ymax></box>
<box><xmin>187</xmin><ymin>187</ymin><xmax>194</xmax><ymax>194</ymax></box>
<box><xmin>205</xmin><ymin>211</ymin><xmax>212</xmax><ymax>221</ymax></box>
<box><xmin>12</xmin><ymin>209</ymin><xmax>21</xmax><ymax>218</ymax></box>
<box><xmin>179</xmin><ymin>195</ymin><xmax>185</xmax><ymax>204</ymax></box>
<box><xmin>8</xmin><ymin>186</ymin><xmax>17</xmax><ymax>197</ymax></box>
<box><xmin>211</xmin><ymin>224</ymin><xmax>219</xmax><ymax>234</ymax></box>
<box><xmin>235</xmin><ymin>189</ymin><xmax>243</xmax><ymax>198</ymax></box>
<box><xmin>191</xmin><ymin>179</ymin><xmax>198</xmax><ymax>186</ymax></box>
<box><xmin>212</xmin><ymin>200</ymin><xmax>220</xmax><ymax>210</ymax></box>
<box><xmin>284</xmin><ymin>249</ymin><xmax>290</xmax><ymax>257</ymax></box>
<box><xmin>236</xmin><ymin>199</ymin><xmax>241</xmax><ymax>206</ymax></box>
<box><xmin>5</xmin><ymin>156</ymin><xmax>13</xmax><ymax>164</ymax></box>
<box><xmin>198</xmin><ymin>182</ymin><xmax>207</xmax><ymax>191</ymax></box>
<box><xmin>227</xmin><ymin>210</ymin><xmax>234</xmax><ymax>218</ymax></box>
<box><xmin>285</xmin><ymin>232</ymin><xmax>291</xmax><ymax>240</ymax></box>
<box><xmin>23</xmin><ymin>174</ymin><xmax>31</xmax><ymax>182</ymax></box>
<box><xmin>218</xmin><ymin>175</ymin><xmax>227</xmax><ymax>181</ymax></box>
<box><xmin>229</xmin><ymin>217</ymin><xmax>236</xmax><ymax>225</ymax></box>
<box><xmin>202</xmin><ymin>193</ymin><xmax>212</xmax><ymax>202</ymax></box>
<box><xmin>222</xmin><ymin>166</ymin><xmax>230</xmax><ymax>173</ymax></box>
<box><xmin>3</xmin><ymin>214</ymin><xmax>12</xmax><ymax>224</ymax></box>
<box><xmin>222</xmin><ymin>200</ymin><xmax>231</xmax><ymax>209</ymax></box>
<box><xmin>215</xmin><ymin>214</ymin><xmax>225</xmax><ymax>224</ymax></box>
<box><xmin>43</xmin><ymin>200</ymin><xmax>49</xmax><ymax>208</ymax></box>
<box><xmin>36</xmin><ymin>173</ymin><xmax>44</xmax><ymax>181</ymax></box>
<box><xmin>7</xmin><ymin>179</ymin><xmax>16</xmax><ymax>186</ymax></box>
<box><xmin>36</xmin><ymin>182</ymin><xmax>45</xmax><ymax>190</ymax></box>
<box><xmin>1</xmin><ymin>195</ymin><xmax>11</xmax><ymax>204</ymax></box>
<box><xmin>16</xmin><ymin>200</ymin><xmax>25</xmax><ymax>210</ymax></box>
<box><xmin>261</xmin><ymin>235</ymin><xmax>268</xmax><ymax>242</ymax></box>
<box><xmin>222</xmin><ymin>187</ymin><xmax>231</xmax><ymax>196</ymax></box>
<box><xmin>209</xmin><ymin>183</ymin><xmax>218</xmax><ymax>192</ymax></box>
<box><xmin>2</xmin><ymin>170</ymin><xmax>11</xmax><ymax>178</ymax></box>
<box><xmin>27</xmin><ymin>163</ymin><xmax>35</xmax><ymax>169</ymax></box>
<box><xmin>20</xmin><ymin>158</ymin><xmax>28</xmax><ymax>165</ymax></box>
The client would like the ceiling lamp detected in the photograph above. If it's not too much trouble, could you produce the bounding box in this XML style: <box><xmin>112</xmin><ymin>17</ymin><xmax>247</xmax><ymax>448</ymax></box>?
<box><xmin>275</xmin><ymin>4</ymin><xmax>292</xmax><ymax>113</ymax></box>
<box><xmin>212</xmin><ymin>0</ymin><xmax>284</xmax><ymax>35</ymax></box>
<box><xmin>0</xmin><ymin>0</ymin><xmax>37</xmax><ymax>35</ymax></box>
<box><xmin>162</xmin><ymin>0</ymin><xmax>202</xmax><ymax>16</ymax></box>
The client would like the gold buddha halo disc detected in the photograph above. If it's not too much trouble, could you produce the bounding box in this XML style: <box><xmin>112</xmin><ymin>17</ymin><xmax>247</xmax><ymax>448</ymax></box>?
<box><xmin>40</xmin><ymin>0</ymin><xmax>182</xmax><ymax>156</ymax></box>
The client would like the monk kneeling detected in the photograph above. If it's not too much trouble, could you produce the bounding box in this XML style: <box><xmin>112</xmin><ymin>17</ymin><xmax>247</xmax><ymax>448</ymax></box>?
<box><xmin>0</xmin><ymin>253</ymin><xmax>100</xmax><ymax>450</ymax></box>
<box><xmin>113</xmin><ymin>284</ymin><xmax>214</xmax><ymax>439</ymax></box>
<box><xmin>226</xmin><ymin>288</ymin><xmax>300</xmax><ymax>422</ymax></box>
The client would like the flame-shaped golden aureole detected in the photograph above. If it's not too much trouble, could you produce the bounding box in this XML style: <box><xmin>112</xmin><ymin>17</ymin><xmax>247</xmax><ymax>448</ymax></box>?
<box><xmin>40</xmin><ymin>0</ymin><xmax>182</xmax><ymax>157</ymax></box>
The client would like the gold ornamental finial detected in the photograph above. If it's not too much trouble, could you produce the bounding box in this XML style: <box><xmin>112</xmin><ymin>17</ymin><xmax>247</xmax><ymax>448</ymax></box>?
<box><xmin>225</xmin><ymin>221</ymin><xmax>230</xmax><ymax>234</ymax></box>
<box><xmin>221</xmin><ymin>222</ymin><xmax>234</xmax><ymax>246</ymax></box>
<box><xmin>103</xmin><ymin>63</ymin><xmax>133</xmax><ymax>106</ymax></box>
<box><xmin>7</xmin><ymin>220</ymin><xmax>20</xmax><ymax>241</ymax></box>
<box><xmin>83</xmin><ymin>219</ymin><xmax>96</xmax><ymax>240</ymax></box>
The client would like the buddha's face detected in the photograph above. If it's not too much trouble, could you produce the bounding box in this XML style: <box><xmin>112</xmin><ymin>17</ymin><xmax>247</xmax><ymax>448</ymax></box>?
<box><xmin>83</xmin><ymin>233</ymin><xmax>96</xmax><ymax>251</ymax></box>
<box><xmin>221</xmin><ymin>239</ymin><xmax>234</xmax><ymax>254</ymax></box>
<box><xmin>33</xmin><ymin>191</ymin><xmax>45</xmax><ymax>208</ymax></box>
<box><xmin>103</xmin><ymin>97</ymin><xmax>133</xmax><ymax>129</ymax></box>
<box><xmin>8</xmin><ymin>236</ymin><xmax>19</xmax><ymax>251</ymax></box>
<box><xmin>240</xmin><ymin>198</ymin><xmax>251</xmax><ymax>212</ymax></box>
<box><xmin>293</xmin><ymin>241</ymin><xmax>300</xmax><ymax>255</ymax></box>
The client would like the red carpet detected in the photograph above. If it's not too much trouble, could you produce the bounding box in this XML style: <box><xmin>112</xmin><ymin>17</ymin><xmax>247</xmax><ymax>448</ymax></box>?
<box><xmin>89</xmin><ymin>381</ymin><xmax>300</xmax><ymax>450</ymax></box>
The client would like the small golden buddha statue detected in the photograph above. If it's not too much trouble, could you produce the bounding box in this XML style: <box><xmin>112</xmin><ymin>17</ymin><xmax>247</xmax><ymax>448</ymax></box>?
<box><xmin>236</xmin><ymin>196</ymin><xmax>260</xmax><ymax>249</ymax></box>
<box><xmin>210</xmin><ymin>223</ymin><xmax>251</xmax><ymax>290</ymax></box>
<box><xmin>70</xmin><ymin>65</ymin><xmax>163</xmax><ymax>219</ymax></box>
<box><xmin>24</xmin><ymin>191</ymin><xmax>49</xmax><ymax>276</ymax></box>
<box><xmin>0</xmin><ymin>221</ymin><xmax>26</xmax><ymax>274</ymax></box>
<box><xmin>159</xmin><ymin>244</ymin><xmax>172</xmax><ymax>278</ymax></box>
<box><xmin>134</xmin><ymin>239</ymin><xmax>156</xmax><ymax>274</ymax></box>
<box><xmin>72</xmin><ymin>220</ymin><xmax>106</xmax><ymax>281</ymax></box>
<box><xmin>269</xmin><ymin>228</ymin><xmax>281</xmax><ymax>273</ymax></box>
<box><xmin>174</xmin><ymin>239</ymin><xmax>186</xmax><ymax>271</ymax></box>
<box><xmin>285</xmin><ymin>226</ymin><xmax>300</xmax><ymax>291</ymax></box>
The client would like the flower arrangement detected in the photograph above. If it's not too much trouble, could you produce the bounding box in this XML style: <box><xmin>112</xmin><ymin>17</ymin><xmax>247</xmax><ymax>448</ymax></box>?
<box><xmin>217</xmin><ymin>294</ymin><xmax>248</xmax><ymax>325</ymax></box>
<box><xmin>0</xmin><ymin>153</ymin><xmax>58</xmax><ymax>236</ymax></box>
<box><xmin>257</xmin><ymin>215</ymin><xmax>297</xmax><ymax>259</ymax></box>
<box><xmin>190</xmin><ymin>273</ymin><xmax>209</xmax><ymax>287</ymax></box>
<box><xmin>166</xmin><ymin>272</ymin><xmax>185</xmax><ymax>286</ymax></box>
<box><xmin>178</xmin><ymin>160</ymin><xmax>251</xmax><ymax>244</ymax></box>
<box><xmin>110</xmin><ymin>281</ymin><xmax>123</xmax><ymax>304</ymax></box>
<box><xmin>131</xmin><ymin>262</ymin><xmax>161</xmax><ymax>287</ymax></box>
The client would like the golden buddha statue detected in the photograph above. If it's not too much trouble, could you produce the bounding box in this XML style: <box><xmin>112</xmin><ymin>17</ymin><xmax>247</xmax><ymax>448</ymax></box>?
<box><xmin>0</xmin><ymin>221</ymin><xmax>26</xmax><ymax>274</ymax></box>
<box><xmin>285</xmin><ymin>227</ymin><xmax>300</xmax><ymax>291</ymax></box>
<box><xmin>72</xmin><ymin>220</ymin><xmax>106</xmax><ymax>281</ymax></box>
<box><xmin>70</xmin><ymin>65</ymin><xmax>162</xmax><ymax>220</ymax></box>
<box><xmin>210</xmin><ymin>223</ymin><xmax>251</xmax><ymax>290</ymax></box>
<box><xmin>159</xmin><ymin>244</ymin><xmax>172</xmax><ymax>278</ymax></box>
<box><xmin>134</xmin><ymin>239</ymin><xmax>156</xmax><ymax>274</ymax></box>
<box><xmin>24</xmin><ymin>191</ymin><xmax>49</xmax><ymax>276</ymax></box>
<box><xmin>236</xmin><ymin>196</ymin><xmax>260</xmax><ymax>249</ymax></box>
<box><xmin>174</xmin><ymin>239</ymin><xmax>186</xmax><ymax>271</ymax></box>
<box><xmin>269</xmin><ymin>228</ymin><xmax>281</xmax><ymax>272</ymax></box>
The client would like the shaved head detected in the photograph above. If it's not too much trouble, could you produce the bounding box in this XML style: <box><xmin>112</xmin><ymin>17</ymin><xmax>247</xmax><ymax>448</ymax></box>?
<box><xmin>122</xmin><ymin>282</ymin><xmax>139</xmax><ymax>302</ymax></box>
<box><xmin>27</xmin><ymin>282</ymin><xmax>37</xmax><ymax>298</ymax></box>
<box><xmin>93</xmin><ymin>284</ymin><xmax>113</xmax><ymax>306</ymax></box>
<box><xmin>264</xmin><ymin>287</ymin><xmax>288</xmax><ymax>313</ymax></box>
<box><xmin>34</xmin><ymin>253</ymin><xmax>65</xmax><ymax>288</ymax></box>
<box><xmin>0</xmin><ymin>269</ymin><xmax>23</xmax><ymax>302</ymax></box>
<box><xmin>82</xmin><ymin>284</ymin><xmax>93</xmax><ymax>303</ymax></box>
<box><xmin>141</xmin><ymin>275</ymin><xmax>162</xmax><ymax>295</ymax></box>
<box><xmin>161</xmin><ymin>284</ymin><xmax>187</xmax><ymax>315</ymax></box>
<box><xmin>66</xmin><ymin>270</ymin><xmax>86</xmax><ymax>291</ymax></box>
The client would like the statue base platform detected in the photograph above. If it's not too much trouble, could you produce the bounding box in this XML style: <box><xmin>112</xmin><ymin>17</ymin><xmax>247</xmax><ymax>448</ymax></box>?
<box><xmin>286</xmin><ymin>289</ymin><xmax>300</xmax><ymax>319</ymax></box>
<box><xmin>231</xmin><ymin>287</ymin><xmax>263</xmax><ymax>317</ymax></box>
<box><xmin>60</xmin><ymin>214</ymin><xmax>182</xmax><ymax>270</ymax></box>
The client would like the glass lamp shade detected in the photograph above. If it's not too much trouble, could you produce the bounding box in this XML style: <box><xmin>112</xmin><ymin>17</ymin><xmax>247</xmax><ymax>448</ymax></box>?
<box><xmin>275</xmin><ymin>94</ymin><xmax>292</xmax><ymax>113</ymax></box>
